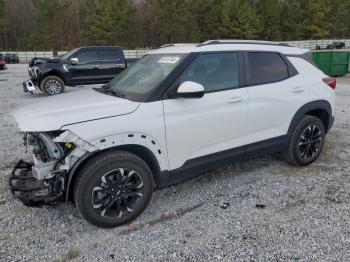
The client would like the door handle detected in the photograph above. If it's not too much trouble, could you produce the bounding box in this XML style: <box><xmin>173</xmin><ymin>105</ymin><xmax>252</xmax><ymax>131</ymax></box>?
<box><xmin>292</xmin><ymin>87</ymin><xmax>305</xmax><ymax>93</ymax></box>
<box><xmin>227</xmin><ymin>96</ymin><xmax>243</xmax><ymax>103</ymax></box>
<box><xmin>92</xmin><ymin>64</ymin><xmax>100</xmax><ymax>68</ymax></box>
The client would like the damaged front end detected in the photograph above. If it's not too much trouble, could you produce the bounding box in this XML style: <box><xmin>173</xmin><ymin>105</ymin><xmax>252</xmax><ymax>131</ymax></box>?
<box><xmin>10</xmin><ymin>131</ymin><xmax>97</xmax><ymax>206</ymax></box>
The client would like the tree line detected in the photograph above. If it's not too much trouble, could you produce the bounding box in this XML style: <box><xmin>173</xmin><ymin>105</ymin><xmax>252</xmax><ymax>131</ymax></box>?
<box><xmin>0</xmin><ymin>0</ymin><xmax>350</xmax><ymax>51</ymax></box>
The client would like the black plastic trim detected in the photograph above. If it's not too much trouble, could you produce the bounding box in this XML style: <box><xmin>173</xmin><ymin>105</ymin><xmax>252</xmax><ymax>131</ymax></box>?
<box><xmin>287</xmin><ymin>100</ymin><xmax>333</xmax><ymax>135</ymax></box>
<box><xmin>65</xmin><ymin>152</ymin><xmax>92</xmax><ymax>202</ymax></box>
<box><xmin>65</xmin><ymin>145</ymin><xmax>166</xmax><ymax>200</ymax></box>
<box><xmin>165</xmin><ymin>135</ymin><xmax>288</xmax><ymax>187</ymax></box>
<box><xmin>281</xmin><ymin>54</ymin><xmax>299</xmax><ymax>77</ymax></box>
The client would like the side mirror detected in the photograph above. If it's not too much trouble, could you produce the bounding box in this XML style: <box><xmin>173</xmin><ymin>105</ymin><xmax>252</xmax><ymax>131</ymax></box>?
<box><xmin>70</xmin><ymin>57</ymin><xmax>78</xmax><ymax>65</ymax></box>
<box><xmin>177</xmin><ymin>81</ymin><xmax>204</xmax><ymax>98</ymax></box>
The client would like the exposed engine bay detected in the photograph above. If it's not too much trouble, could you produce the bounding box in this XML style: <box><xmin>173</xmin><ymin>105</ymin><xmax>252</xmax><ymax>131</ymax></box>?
<box><xmin>10</xmin><ymin>131</ymin><xmax>97</xmax><ymax>206</ymax></box>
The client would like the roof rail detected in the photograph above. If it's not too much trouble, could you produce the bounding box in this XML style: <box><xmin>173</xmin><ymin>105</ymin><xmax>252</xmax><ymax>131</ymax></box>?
<box><xmin>197</xmin><ymin>40</ymin><xmax>291</xmax><ymax>47</ymax></box>
<box><xmin>160</xmin><ymin>43</ymin><xmax>197</xmax><ymax>48</ymax></box>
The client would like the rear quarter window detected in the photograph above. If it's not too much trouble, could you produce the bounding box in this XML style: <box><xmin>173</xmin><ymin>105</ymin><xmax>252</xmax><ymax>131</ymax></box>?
<box><xmin>247</xmin><ymin>52</ymin><xmax>289</xmax><ymax>85</ymax></box>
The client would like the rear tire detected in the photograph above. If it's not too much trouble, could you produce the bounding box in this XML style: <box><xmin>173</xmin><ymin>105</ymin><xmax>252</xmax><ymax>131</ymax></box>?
<box><xmin>74</xmin><ymin>151</ymin><xmax>154</xmax><ymax>228</ymax></box>
<box><xmin>283</xmin><ymin>115</ymin><xmax>325</xmax><ymax>166</ymax></box>
<box><xmin>40</xmin><ymin>75</ymin><xmax>65</xmax><ymax>95</ymax></box>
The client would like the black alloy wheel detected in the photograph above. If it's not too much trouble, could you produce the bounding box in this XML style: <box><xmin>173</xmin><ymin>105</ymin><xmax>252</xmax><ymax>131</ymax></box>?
<box><xmin>74</xmin><ymin>151</ymin><xmax>154</xmax><ymax>228</ymax></box>
<box><xmin>284</xmin><ymin>115</ymin><xmax>326</xmax><ymax>166</ymax></box>
<box><xmin>297</xmin><ymin>124</ymin><xmax>323</xmax><ymax>161</ymax></box>
<box><xmin>91</xmin><ymin>168</ymin><xmax>144</xmax><ymax>218</ymax></box>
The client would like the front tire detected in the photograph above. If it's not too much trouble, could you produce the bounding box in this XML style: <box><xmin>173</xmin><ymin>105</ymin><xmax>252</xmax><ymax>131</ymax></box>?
<box><xmin>74</xmin><ymin>151</ymin><xmax>154</xmax><ymax>228</ymax></box>
<box><xmin>40</xmin><ymin>75</ymin><xmax>65</xmax><ymax>95</ymax></box>
<box><xmin>284</xmin><ymin>115</ymin><xmax>326</xmax><ymax>166</ymax></box>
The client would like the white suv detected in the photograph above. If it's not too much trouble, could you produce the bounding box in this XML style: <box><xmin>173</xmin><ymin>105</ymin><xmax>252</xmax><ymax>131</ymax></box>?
<box><xmin>10</xmin><ymin>40</ymin><xmax>336</xmax><ymax>228</ymax></box>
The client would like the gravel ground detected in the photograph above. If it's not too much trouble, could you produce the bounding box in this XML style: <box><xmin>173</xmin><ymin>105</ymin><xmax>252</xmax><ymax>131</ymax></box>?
<box><xmin>0</xmin><ymin>64</ymin><xmax>350</xmax><ymax>262</ymax></box>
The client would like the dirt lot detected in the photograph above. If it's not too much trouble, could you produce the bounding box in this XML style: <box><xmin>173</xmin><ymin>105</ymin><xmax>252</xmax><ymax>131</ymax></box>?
<box><xmin>0</xmin><ymin>64</ymin><xmax>350</xmax><ymax>262</ymax></box>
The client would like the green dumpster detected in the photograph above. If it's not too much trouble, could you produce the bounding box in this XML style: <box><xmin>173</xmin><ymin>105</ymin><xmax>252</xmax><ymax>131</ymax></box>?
<box><xmin>312</xmin><ymin>51</ymin><xmax>350</xmax><ymax>77</ymax></box>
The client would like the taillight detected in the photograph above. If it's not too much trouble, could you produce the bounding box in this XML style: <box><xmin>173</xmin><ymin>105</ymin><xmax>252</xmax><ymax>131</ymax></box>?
<box><xmin>322</xmin><ymin>77</ymin><xmax>336</xmax><ymax>89</ymax></box>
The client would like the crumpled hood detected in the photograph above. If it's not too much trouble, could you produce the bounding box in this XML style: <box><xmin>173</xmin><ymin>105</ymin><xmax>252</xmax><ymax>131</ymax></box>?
<box><xmin>29</xmin><ymin>57</ymin><xmax>60</xmax><ymax>67</ymax></box>
<box><xmin>12</xmin><ymin>89</ymin><xmax>140</xmax><ymax>132</ymax></box>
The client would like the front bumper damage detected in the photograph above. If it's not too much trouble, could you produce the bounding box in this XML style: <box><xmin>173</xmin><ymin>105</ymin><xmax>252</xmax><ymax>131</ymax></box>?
<box><xmin>9</xmin><ymin>131</ymin><xmax>98</xmax><ymax>207</ymax></box>
<box><xmin>23</xmin><ymin>66</ymin><xmax>41</xmax><ymax>94</ymax></box>
<box><xmin>10</xmin><ymin>160</ymin><xmax>64</xmax><ymax>206</ymax></box>
<box><xmin>23</xmin><ymin>80</ymin><xmax>39</xmax><ymax>94</ymax></box>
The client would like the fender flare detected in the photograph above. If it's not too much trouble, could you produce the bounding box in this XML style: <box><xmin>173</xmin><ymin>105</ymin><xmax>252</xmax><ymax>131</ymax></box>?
<box><xmin>42</xmin><ymin>70</ymin><xmax>66</xmax><ymax>85</ymax></box>
<box><xmin>287</xmin><ymin>100</ymin><xmax>333</xmax><ymax>137</ymax></box>
<box><xmin>64</xmin><ymin>132</ymin><xmax>169</xmax><ymax>201</ymax></box>
<box><xmin>65</xmin><ymin>145</ymin><xmax>168</xmax><ymax>202</ymax></box>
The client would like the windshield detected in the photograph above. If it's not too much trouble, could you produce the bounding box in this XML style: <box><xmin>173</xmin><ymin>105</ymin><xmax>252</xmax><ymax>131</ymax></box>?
<box><xmin>61</xmin><ymin>48</ymin><xmax>79</xmax><ymax>60</ymax></box>
<box><xmin>107</xmin><ymin>53</ymin><xmax>186</xmax><ymax>100</ymax></box>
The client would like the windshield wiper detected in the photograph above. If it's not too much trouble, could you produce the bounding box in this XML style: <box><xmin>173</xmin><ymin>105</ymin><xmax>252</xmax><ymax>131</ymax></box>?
<box><xmin>96</xmin><ymin>85</ymin><xmax>126</xmax><ymax>98</ymax></box>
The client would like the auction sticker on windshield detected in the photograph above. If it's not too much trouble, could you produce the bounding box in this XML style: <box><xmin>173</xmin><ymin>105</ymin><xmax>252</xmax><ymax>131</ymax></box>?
<box><xmin>158</xmin><ymin>57</ymin><xmax>180</xmax><ymax>64</ymax></box>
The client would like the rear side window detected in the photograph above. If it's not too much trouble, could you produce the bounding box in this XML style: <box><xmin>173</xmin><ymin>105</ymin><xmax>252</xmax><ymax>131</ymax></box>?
<box><xmin>76</xmin><ymin>50</ymin><xmax>98</xmax><ymax>63</ymax></box>
<box><xmin>100</xmin><ymin>49</ymin><xmax>123</xmax><ymax>61</ymax></box>
<box><xmin>247</xmin><ymin>52</ymin><xmax>289</xmax><ymax>85</ymax></box>
<box><xmin>180</xmin><ymin>53</ymin><xmax>239</xmax><ymax>93</ymax></box>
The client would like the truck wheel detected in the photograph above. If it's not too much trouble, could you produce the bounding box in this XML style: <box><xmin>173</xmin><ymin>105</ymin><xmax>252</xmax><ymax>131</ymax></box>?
<box><xmin>74</xmin><ymin>151</ymin><xmax>154</xmax><ymax>228</ymax></box>
<box><xmin>283</xmin><ymin>115</ymin><xmax>325</xmax><ymax>166</ymax></box>
<box><xmin>40</xmin><ymin>76</ymin><xmax>65</xmax><ymax>95</ymax></box>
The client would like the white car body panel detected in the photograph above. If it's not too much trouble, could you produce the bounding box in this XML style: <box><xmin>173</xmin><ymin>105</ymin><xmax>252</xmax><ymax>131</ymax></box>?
<box><xmin>288</xmin><ymin>57</ymin><xmax>336</xmax><ymax>115</ymax></box>
<box><xmin>163</xmin><ymin>88</ymin><xmax>248</xmax><ymax>170</ymax></box>
<box><xmin>245</xmin><ymin>75</ymin><xmax>308</xmax><ymax>144</ymax></box>
<box><xmin>245</xmin><ymin>56</ymin><xmax>335</xmax><ymax>145</ymax></box>
<box><xmin>12</xmin><ymin>89</ymin><xmax>139</xmax><ymax>132</ymax></box>
<box><xmin>62</xmin><ymin>101</ymin><xmax>169</xmax><ymax>171</ymax></box>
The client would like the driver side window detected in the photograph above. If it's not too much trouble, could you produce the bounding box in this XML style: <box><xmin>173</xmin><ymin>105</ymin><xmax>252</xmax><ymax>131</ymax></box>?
<box><xmin>76</xmin><ymin>50</ymin><xmax>98</xmax><ymax>63</ymax></box>
<box><xmin>180</xmin><ymin>53</ymin><xmax>239</xmax><ymax>93</ymax></box>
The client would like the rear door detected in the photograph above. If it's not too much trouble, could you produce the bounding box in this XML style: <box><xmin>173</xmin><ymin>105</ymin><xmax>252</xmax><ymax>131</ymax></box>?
<box><xmin>97</xmin><ymin>48</ymin><xmax>126</xmax><ymax>82</ymax></box>
<box><xmin>69</xmin><ymin>49</ymin><xmax>100</xmax><ymax>84</ymax></box>
<box><xmin>245</xmin><ymin>52</ymin><xmax>304</xmax><ymax>145</ymax></box>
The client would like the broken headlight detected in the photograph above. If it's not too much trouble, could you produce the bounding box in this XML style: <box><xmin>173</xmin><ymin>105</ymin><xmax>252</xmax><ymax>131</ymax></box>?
<box><xmin>26</xmin><ymin>132</ymin><xmax>74</xmax><ymax>180</ymax></box>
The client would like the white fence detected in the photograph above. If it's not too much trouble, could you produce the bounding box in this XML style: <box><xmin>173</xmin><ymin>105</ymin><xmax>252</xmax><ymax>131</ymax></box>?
<box><xmin>0</xmin><ymin>49</ymin><xmax>149</xmax><ymax>63</ymax></box>
<box><xmin>284</xmin><ymin>39</ymin><xmax>350</xmax><ymax>49</ymax></box>
<box><xmin>2</xmin><ymin>40</ymin><xmax>350</xmax><ymax>62</ymax></box>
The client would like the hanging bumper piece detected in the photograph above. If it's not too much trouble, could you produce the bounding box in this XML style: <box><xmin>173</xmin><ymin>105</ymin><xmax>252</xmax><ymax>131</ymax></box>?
<box><xmin>9</xmin><ymin>160</ymin><xmax>65</xmax><ymax>207</ymax></box>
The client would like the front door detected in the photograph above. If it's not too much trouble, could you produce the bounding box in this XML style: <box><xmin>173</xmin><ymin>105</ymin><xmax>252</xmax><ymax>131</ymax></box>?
<box><xmin>163</xmin><ymin>52</ymin><xmax>249</xmax><ymax>171</ymax></box>
<box><xmin>69</xmin><ymin>50</ymin><xmax>100</xmax><ymax>85</ymax></box>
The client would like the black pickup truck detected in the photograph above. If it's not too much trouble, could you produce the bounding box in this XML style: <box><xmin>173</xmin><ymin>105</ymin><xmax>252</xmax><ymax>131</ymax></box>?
<box><xmin>23</xmin><ymin>46</ymin><xmax>138</xmax><ymax>95</ymax></box>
